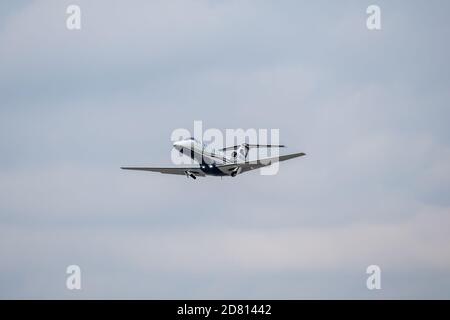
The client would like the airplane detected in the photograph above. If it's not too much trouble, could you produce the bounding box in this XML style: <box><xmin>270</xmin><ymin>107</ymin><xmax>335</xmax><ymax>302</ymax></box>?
<box><xmin>121</xmin><ymin>137</ymin><xmax>305</xmax><ymax>179</ymax></box>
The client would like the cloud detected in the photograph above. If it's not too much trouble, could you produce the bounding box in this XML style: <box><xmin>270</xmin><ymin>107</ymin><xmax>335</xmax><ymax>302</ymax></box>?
<box><xmin>1</xmin><ymin>204</ymin><xmax>449</xmax><ymax>298</ymax></box>
<box><xmin>0</xmin><ymin>0</ymin><xmax>450</xmax><ymax>298</ymax></box>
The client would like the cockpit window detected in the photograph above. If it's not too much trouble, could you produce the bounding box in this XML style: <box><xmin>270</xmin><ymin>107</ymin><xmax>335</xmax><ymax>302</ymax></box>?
<box><xmin>183</xmin><ymin>137</ymin><xmax>222</xmax><ymax>155</ymax></box>
<box><xmin>187</xmin><ymin>137</ymin><xmax>203</xmax><ymax>145</ymax></box>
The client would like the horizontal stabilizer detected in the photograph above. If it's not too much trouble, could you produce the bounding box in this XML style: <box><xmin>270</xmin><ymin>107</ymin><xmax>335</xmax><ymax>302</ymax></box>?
<box><xmin>220</xmin><ymin>143</ymin><xmax>285</xmax><ymax>151</ymax></box>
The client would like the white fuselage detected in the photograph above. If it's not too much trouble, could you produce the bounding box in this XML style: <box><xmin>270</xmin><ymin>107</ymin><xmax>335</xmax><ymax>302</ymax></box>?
<box><xmin>173</xmin><ymin>138</ymin><xmax>236</xmax><ymax>176</ymax></box>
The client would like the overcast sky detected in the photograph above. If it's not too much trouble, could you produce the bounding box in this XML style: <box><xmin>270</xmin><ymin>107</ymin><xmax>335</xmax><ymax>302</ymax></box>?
<box><xmin>1</xmin><ymin>0</ymin><xmax>450</xmax><ymax>299</ymax></box>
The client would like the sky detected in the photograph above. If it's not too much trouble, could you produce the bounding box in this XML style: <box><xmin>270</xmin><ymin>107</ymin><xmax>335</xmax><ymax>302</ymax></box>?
<box><xmin>0</xmin><ymin>0</ymin><xmax>450</xmax><ymax>299</ymax></box>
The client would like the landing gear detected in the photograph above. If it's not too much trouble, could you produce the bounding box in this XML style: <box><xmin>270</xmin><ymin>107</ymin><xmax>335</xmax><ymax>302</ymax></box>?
<box><xmin>230</xmin><ymin>167</ymin><xmax>241</xmax><ymax>177</ymax></box>
<box><xmin>185</xmin><ymin>171</ymin><xmax>197</xmax><ymax>179</ymax></box>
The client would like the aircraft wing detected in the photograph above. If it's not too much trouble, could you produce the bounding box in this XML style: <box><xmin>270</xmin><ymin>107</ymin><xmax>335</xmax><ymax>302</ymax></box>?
<box><xmin>120</xmin><ymin>166</ymin><xmax>206</xmax><ymax>177</ymax></box>
<box><xmin>219</xmin><ymin>152</ymin><xmax>306</xmax><ymax>174</ymax></box>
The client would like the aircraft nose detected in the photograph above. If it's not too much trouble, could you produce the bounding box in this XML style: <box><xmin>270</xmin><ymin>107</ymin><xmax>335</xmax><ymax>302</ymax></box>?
<box><xmin>173</xmin><ymin>141</ymin><xmax>181</xmax><ymax>149</ymax></box>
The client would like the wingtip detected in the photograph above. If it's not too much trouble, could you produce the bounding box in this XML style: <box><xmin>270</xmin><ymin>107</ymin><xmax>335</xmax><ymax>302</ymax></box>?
<box><xmin>293</xmin><ymin>152</ymin><xmax>306</xmax><ymax>158</ymax></box>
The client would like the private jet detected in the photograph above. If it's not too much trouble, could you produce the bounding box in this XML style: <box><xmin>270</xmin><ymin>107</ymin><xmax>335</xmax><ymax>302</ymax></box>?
<box><xmin>121</xmin><ymin>137</ymin><xmax>305</xmax><ymax>179</ymax></box>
